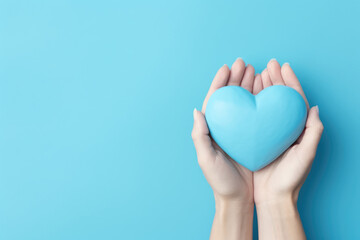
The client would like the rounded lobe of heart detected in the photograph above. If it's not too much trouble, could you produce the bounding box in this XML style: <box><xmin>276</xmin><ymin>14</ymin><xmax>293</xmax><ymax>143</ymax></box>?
<box><xmin>205</xmin><ymin>85</ymin><xmax>307</xmax><ymax>171</ymax></box>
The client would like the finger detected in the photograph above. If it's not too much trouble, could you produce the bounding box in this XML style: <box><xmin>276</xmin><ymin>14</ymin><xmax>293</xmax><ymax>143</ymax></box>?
<box><xmin>191</xmin><ymin>108</ymin><xmax>216</xmax><ymax>167</ymax></box>
<box><xmin>252</xmin><ymin>73</ymin><xmax>263</xmax><ymax>95</ymax></box>
<box><xmin>228</xmin><ymin>58</ymin><xmax>246</xmax><ymax>86</ymax></box>
<box><xmin>297</xmin><ymin>106</ymin><xmax>324</xmax><ymax>160</ymax></box>
<box><xmin>202</xmin><ymin>65</ymin><xmax>230</xmax><ymax>113</ymax></box>
<box><xmin>281</xmin><ymin>63</ymin><xmax>309</xmax><ymax>109</ymax></box>
<box><xmin>261</xmin><ymin>68</ymin><xmax>272</xmax><ymax>88</ymax></box>
<box><xmin>240</xmin><ymin>64</ymin><xmax>255</xmax><ymax>92</ymax></box>
<box><xmin>267</xmin><ymin>59</ymin><xmax>285</xmax><ymax>85</ymax></box>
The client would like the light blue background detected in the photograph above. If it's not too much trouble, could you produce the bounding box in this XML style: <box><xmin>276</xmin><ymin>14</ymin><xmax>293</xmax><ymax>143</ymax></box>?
<box><xmin>0</xmin><ymin>0</ymin><xmax>359</xmax><ymax>239</ymax></box>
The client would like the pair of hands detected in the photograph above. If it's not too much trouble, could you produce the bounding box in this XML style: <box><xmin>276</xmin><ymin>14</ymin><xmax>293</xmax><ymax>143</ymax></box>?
<box><xmin>191</xmin><ymin>59</ymin><xmax>324</xmax><ymax>240</ymax></box>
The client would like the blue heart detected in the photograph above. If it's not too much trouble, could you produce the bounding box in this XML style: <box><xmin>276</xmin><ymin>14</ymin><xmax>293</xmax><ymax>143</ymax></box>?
<box><xmin>205</xmin><ymin>85</ymin><xmax>307</xmax><ymax>171</ymax></box>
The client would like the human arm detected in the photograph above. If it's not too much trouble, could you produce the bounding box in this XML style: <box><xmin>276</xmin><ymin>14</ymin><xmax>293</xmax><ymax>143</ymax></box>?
<box><xmin>254</xmin><ymin>59</ymin><xmax>324</xmax><ymax>240</ymax></box>
<box><xmin>191</xmin><ymin>58</ymin><xmax>258</xmax><ymax>240</ymax></box>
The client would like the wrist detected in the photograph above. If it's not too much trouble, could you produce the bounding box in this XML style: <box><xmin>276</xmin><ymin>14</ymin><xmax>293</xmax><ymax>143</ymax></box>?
<box><xmin>255</xmin><ymin>188</ymin><xmax>299</xmax><ymax>207</ymax></box>
<box><xmin>255</xmin><ymin>195</ymin><xmax>306</xmax><ymax>240</ymax></box>
<box><xmin>215</xmin><ymin>194</ymin><xmax>254</xmax><ymax>215</ymax></box>
<box><xmin>255</xmin><ymin>195</ymin><xmax>298</xmax><ymax>219</ymax></box>
<box><xmin>215</xmin><ymin>198</ymin><xmax>254</xmax><ymax>215</ymax></box>
<box><xmin>211</xmin><ymin>197</ymin><xmax>254</xmax><ymax>240</ymax></box>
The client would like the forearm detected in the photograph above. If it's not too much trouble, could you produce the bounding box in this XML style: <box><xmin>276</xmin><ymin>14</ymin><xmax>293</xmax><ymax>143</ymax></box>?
<box><xmin>256</xmin><ymin>197</ymin><xmax>306</xmax><ymax>240</ymax></box>
<box><xmin>210</xmin><ymin>198</ymin><xmax>254</xmax><ymax>240</ymax></box>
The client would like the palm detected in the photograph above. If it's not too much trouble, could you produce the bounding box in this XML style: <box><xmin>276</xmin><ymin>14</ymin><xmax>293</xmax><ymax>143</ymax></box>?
<box><xmin>254</xmin><ymin>146</ymin><xmax>308</xmax><ymax>201</ymax></box>
<box><xmin>211</xmin><ymin>143</ymin><xmax>253</xmax><ymax>200</ymax></box>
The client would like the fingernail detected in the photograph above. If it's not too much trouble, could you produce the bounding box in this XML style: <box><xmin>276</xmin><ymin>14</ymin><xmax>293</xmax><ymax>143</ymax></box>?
<box><xmin>270</xmin><ymin>58</ymin><xmax>277</xmax><ymax>61</ymax></box>
<box><xmin>236</xmin><ymin>57</ymin><xmax>242</xmax><ymax>61</ymax></box>
<box><xmin>284</xmin><ymin>62</ymin><xmax>290</xmax><ymax>66</ymax></box>
<box><xmin>193</xmin><ymin>108</ymin><xmax>197</xmax><ymax>118</ymax></box>
<box><xmin>315</xmin><ymin>105</ymin><xmax>319</xmax><ymax>114</ymax></box>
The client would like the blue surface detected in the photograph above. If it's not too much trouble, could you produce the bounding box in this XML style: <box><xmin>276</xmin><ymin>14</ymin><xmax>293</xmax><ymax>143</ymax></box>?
<box><xmin>0</xmin><ymin>0</ymin><xmax>359</xmax><ymax>239</ymax></box>
<box><xmin>206</xmin><ymin>86</ymin><xmax>307</xmax><ymax>171</ymax></box>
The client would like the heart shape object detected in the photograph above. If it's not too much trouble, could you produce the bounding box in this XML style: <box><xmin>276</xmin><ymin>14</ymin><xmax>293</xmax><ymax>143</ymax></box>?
<box><xmin>205</xmin><ymin>85</ymin><xmax>307</xmax><ymax>171</ymax></box>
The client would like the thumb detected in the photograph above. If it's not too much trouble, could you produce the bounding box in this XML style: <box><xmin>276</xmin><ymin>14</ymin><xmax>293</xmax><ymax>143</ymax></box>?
<box><xmin>298</xmin><ymin>106</ymin><xmax>324</xmax><ymax>159</ymax></box>
<box><xmin>191</xmin><ymin>108</ymin><xmax>216</xmax><ymax>166</ymax></box>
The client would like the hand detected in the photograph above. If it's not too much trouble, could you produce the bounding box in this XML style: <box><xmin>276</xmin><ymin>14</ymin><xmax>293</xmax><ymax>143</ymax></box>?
<box><xmin>191</xmin><ymin>58</ymin><xmax>260</xmax><ymax>239</ymax></box>
<box><xmin>254</xmin><ymin>59</ymin><xmax>324</xmax><ymax>240</ymax></box>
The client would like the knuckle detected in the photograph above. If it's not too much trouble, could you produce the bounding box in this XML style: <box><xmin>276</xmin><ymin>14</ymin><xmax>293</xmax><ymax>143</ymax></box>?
<box><xmin>306</xmin><ymin>152</ymin><xmax>317</xmax><ymax>161</ymax></box>
<box><xmin>197</xmin><ymin>157</ymin><xmax>205</xmax><ymax>167</ymax></box>
<box><xmin>316</xmin><ymin>122</ymin><xmax>324</xmax><ymax>133</ymax></box>
<box><xmin>191</xmin><ymin>129</ymin><xmax>198</xmax><ymax>140</ymax></box>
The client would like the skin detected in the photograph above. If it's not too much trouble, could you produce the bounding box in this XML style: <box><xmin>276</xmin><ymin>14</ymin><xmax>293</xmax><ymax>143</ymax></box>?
<box><xmin>191</xmin><ymin>58</ymin><xmax>324</xmax><ymax>240</ymax></box>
